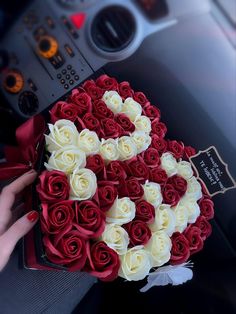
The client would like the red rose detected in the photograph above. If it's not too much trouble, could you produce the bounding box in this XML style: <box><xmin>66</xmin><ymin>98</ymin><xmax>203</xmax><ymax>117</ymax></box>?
<box><xmin>170</xmin><ymin>232</ymin><xmax>190</xmax><ymax>265</ymax></box>
<box><xmin>184</xmin><ymin>146</ymin><xmax>196</xmax><ymax>159</ymax></box>
<box><xmin>101</xmin><ymin>118</ymin><xmax>122</xmax><ymax>139</ymax></box>
<box><xmin>124</xmin><ymin>220</ymin><xmax>152</xmax><ymax>247</ymax></box>
<box><xmin>168</xmin><ymin>140</ymin><xmax>184</xmax><ymax>159</ymax></box>
<box><xmin>50</xmin><ymin>101</ymin><xmax>79</xmax><ymax>123</ymax></box>
<box><xmin>43</xmin><ymin>230</ymin><xmax>87</xmax><ymax>270</ymax></box>
<box><xmin>193</xmin><ymin>216</ymin><xmax>212</xmax><ymax>240</ymax></box>
<box><xmin>151</xmin><ymin>120</ymin><xmax>167</xmax><ymax>138</ymax></box>
<box><xmin>96</xmin><ymin>74</ymin><xmax>118</xmax><ymax>91</ymax></box>
<box><xmin>69</xmin><ymin>89</ymin><xmax>92</xmax><ymax>116</ymax></box>
<box><xmin>135</xmin><ymin>200</ymin><xmax>155</xmax><ymax>224</ymax></box>
<box><xmin>92</xmin><ymin>100</ymin><xmax>114</xmax><ymax>120</ymax></box>
<box><xmin>73</xmin><ymin>201</ymin><xmax>105</xmax><ymax>239</ymax></box>
<box><xmin>133</xmin><ymin>92</ymin><xmax>149</xmax><ymax>107</ymax></box>
<box><xmin>86</xmin><ymin>154</ymin><xmax>105</xmax><ymax>178</ymax></box>
<box><xmin>150</xmin><ymin>167</ymin><xmax>168</xmax><ymax>184</ymax></box>
<box><xmin>106</xmin><ymin>160</ymin><xmax>127</xmax><ymax>182</ymax></box>
<box><xmin>115</xmin><ymin>113</ymin><xmax>135</xmax><ymax>133</ymax></box>
<box><xmin>143</xmin><ymin>104</ymin><xmax>161</xmax><ymax>121</ymax></box>
<box><xmin>125</xmin><ymin>158</ymin><xmax>149</xmax><ymax>182</ymax></box>
<box><xmin>97</xmin><ymin>181</ymin><xmax>118</xmax><ymax>212</ymax></box>
<box><xmin>36</xmin><ymin>170</ymin><xmax>70</xmax><ymax>203</ymax></box>
<box><xmin>142</xmin><ymin>147</ymin><xmax>160</xmax><ymax>167</ymax></box>
<box><xmin>151</xmin><ymin>135</ymin><xmax>167</xmax><ymax>154</ymax></box>
<box><xmin>82</xmin><ymin>79</ymin><xmax>103</xmax><ymax>100</ymax></box>
<box><xmin>167</xmin><ymin>175</ymin><xmax>187</xmax><ymax>197</ymax></box>
<box><xmin>85</xmin><ymin>241</ymin><xmax>120</xmax><ymax>281</ymax></box>
<box><xmin>183</xmin><ymin>225</ymin><xmax>204</xmax><ymax>254</ymax></box>
<box><xmin>118</xmin><ymin>81</ymin><xmax>134</xmax><ymax>99</ymax></box>
<box><xmin>40</xmin><ymin>200</ymin><xmax>74</xmax><ymax>234</ymax></box>
<box><xmin>162</xmin><ymin>183</ymin><xmax>180</xmax><ymax>207</ymax></box>
<box><xmin>82</xmin><ymin>112</ymin><xmax>102</xmax><ymax>134</ymax></box>
<box><xmin>119</xmin><ymin>177</ymin><xmax>144</xmax><ymax>201</ymax></box>
<box><xmin>199</xmin><ymin>197</ymin><xmax>214</xmax><ymax>220</ymax></box>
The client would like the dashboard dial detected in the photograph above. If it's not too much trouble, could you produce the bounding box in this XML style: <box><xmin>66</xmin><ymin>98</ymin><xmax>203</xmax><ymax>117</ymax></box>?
<box><xmin>38</xmin><ymin>36</ymin><xmax>58</xmax><ymax>59</ymax></box>
<box><xmin>18</xmin><ymin>91</ymin><xmax>39</xmax><ymax>115</ymax></box>
<box><xmin>3</xmin><ymin>70</ymin><xmax>24</xmax><ymax>94</ymax></box>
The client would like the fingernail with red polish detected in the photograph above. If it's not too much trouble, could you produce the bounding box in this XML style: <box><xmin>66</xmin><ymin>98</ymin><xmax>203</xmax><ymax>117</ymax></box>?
<box><xmin>27</xmin><ymin>211</ymin><xmax>39</xmax><ymax>222</ymax></box>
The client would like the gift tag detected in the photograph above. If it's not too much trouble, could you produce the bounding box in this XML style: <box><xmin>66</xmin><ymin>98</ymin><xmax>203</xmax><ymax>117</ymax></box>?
<box><xmin>189</xmin><ymin>146</ymin><xmax>236</xmax><ymax>197</ymax></box>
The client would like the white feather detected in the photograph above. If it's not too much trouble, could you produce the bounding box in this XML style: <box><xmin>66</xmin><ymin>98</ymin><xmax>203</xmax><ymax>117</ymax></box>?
<box><xmin>140</xmin><ymin>262</ymin><xmax>193</xmax><ymax>292</ymax></box>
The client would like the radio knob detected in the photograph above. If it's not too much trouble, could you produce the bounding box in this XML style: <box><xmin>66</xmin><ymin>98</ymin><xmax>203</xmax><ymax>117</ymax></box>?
<box><xmin>3</xmin><ymin>70</ymin><xmax>24</xmax><ymax>94</ymax></box>
<box><xmin>38</xmin><ymin>36</ymin><xmax>58</xmax><ymax>59</ymax></box>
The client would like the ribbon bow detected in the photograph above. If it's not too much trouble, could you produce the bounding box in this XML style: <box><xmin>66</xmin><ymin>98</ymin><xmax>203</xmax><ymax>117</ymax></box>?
<box><xmin>0</xmin><ymin>114</ymin><xmax>46</xmax><ymax>180</ymax></box>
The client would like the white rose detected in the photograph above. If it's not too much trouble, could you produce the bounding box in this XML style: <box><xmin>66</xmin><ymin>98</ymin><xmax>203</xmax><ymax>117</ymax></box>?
<box><xmin>117</xmin><ymin>136</ymin><xmax>137</xmax><ymax>161</ymax></box>
<box><xmin>77</xmin><ymin>129</ymin><xmax>100</xmax><ymax>156</ymax></box>
<box><xmin>185</xmin><ymin>176</ymin><xmax>202</xmax><ymax>201</ymax></box>
<box><xmin>101</xmin><ymin>224</ymin><xmax>129</xmax><ymax>255</ymax></box>
<box><xmin>106</xmin><ymin>197</ymin><xmax>136</xmax><ymax>225</ymax></box>
<box><xmin>100</xmin><ymin>138</ymin><xmax>119</xmax><ymax>162</ymax></box>
<box><xmin>143</xmin><ymin>181</ymin><xmax>163</xmax><ymax>208</ymax></box>
<box><xmin>145</xmin><ymin>231</ymin><xmax>172</xmax><ymax>267</ymax></box>
<box><xmin>69</xmin><ymin>168</ymin><xmax>97</xmax><ymax>200</ymax></box>
<box><xmin>122</xmin><ymin>97</ymin><xmax>142</xmax><ymax>122</ymax></box>
<box><xmin>134</xmin><ymin>115</ymin><xmax>152</xmax><ymax>134</ymax></box>
<box><xmin>45</xmin><ymin>119</ymin><xmax>78</xmax><ymax>153</ymax></box>
<box><xmin>149</xmin><ymin>204</ymin><xmax>176</xmax><ymax>236</ymax></box>
<box><xmin>173</xmin><ymin>204</ymin><xmax>188</xmax><ymax>233</ymax></box>
<box><xmin>160</xmin><ymin>152</ymin><xmax>178</xmax><ymax>177</ymax></box>
<box><xmin>177</xmin><ymin>161</ymin><xmax>193</xmax><ymax>180</ymax></box>
<box><xmin>131</xmin><ymin>131</ymin><xmax>151</xmax><ymax>154</ymax></box>
<box><xmin>102</xmin><ymin>90</ymin><xmax>123</xmax><ymax>113</ymax></box>
<box><xmin>44</xmin><ymin>145</ymin><xmax>86</xmax><ymax>174</ymax></box>
<box><xmin>119</xmin><ymin>246</ymin><xmax>152</xmax><ymax>281</ymax></box>
<box><xmin>179</xmin><ymin>196</ymin><xmax>200</xmax><ymax>223</ymax></box>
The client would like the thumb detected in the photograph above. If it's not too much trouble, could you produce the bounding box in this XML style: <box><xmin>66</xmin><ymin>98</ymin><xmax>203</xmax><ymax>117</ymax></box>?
<box><xmin>0</xmin><ymin>211</ymin><xmax>39</xmax><ymax>271</ymax></box>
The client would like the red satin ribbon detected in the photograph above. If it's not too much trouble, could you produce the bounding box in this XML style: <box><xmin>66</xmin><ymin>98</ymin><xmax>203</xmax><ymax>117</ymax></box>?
<box><xmin>0</xmin><ymin>114</ymin><xmax>46</xmax><ymax>180</ymax></box>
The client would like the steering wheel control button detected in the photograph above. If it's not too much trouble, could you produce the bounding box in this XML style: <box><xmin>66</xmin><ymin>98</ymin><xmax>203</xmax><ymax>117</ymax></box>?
<box><xmin>3</xmin><ymin>70</ymin><xmax>24</xmax><ymax>94</ymax></box>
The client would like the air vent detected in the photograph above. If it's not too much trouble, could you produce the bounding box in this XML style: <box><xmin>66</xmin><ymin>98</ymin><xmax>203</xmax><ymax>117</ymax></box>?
<box><xmin>91</xmin><ymin>6</ymin><xmax>136</xmax><ymax>53</ymax></box>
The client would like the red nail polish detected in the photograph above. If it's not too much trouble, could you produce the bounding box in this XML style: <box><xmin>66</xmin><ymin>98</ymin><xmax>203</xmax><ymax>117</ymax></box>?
<box><xmin>27</xmin><ymin>211</ymin><xmax>39</xmax><ymax>222</ymax></box>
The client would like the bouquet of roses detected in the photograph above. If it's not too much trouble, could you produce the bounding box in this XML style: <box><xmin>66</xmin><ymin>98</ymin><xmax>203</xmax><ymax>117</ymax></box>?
<box><xmin>31</xmin><ymin>74</ymin><xmax>214</xmax><ymax>286</ymax></box>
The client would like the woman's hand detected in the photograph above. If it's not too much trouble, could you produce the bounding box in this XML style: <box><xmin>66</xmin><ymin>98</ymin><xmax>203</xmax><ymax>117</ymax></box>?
<box><xmin>0</xmin><ymin>170</ymin><xmax>38</xmax><ymax>271</ymax></box>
